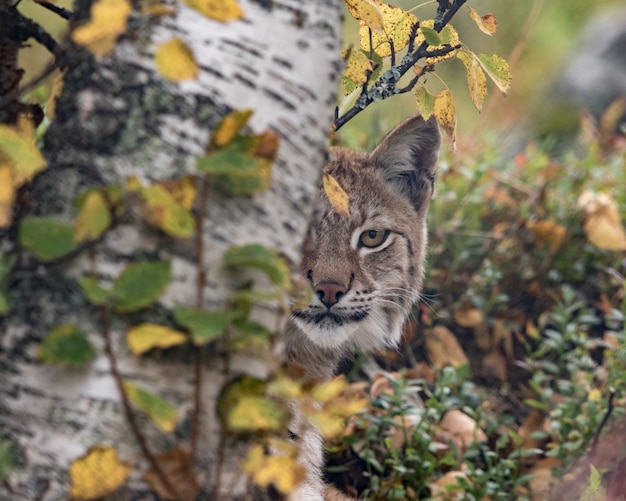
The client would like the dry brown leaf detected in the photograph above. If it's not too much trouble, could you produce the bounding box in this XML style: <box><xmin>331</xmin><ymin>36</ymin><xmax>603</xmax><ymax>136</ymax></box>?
<box><xmin>143</xmin><ymin>447</ymin><xmax>200</xmax><ymax>501</ymax></box>
<box><xmin>577</xmin><ymin>190</ymin><xmax>626</xmax><ymax>251</ymax></box>
<box><xmin>518</xmin><ymin>410</ymin><xmax>549</xmax><ymax>451</ymax></box>
<box><xmin>429</xmin><ymin>470</ymin><xmax>468</xmax><ymax>500</ymax></box>
<box><xmin>453</xmin><ymin>308</ymin><xmax>484</xmax><ymax>328</ymax></box>
<box><xmin>425</xmin><ymin>325</ymin><xmax>468</xmax><ymax>369</ymax></box>
<box><xmin>481</xmin><ymin>350</ymin><xmax>508</xmax><ymax>381</ymax></box>
<box><xmin>323</xmin><ymin>174</ymin><xmax>350</xmax><ymax>217</ymax></box>
<box><xmin>440</xmin><ymin>409</ymin><xmax>487</xmax><ymax>449</ymax></box>
<box><xmin>527</xmin><ymin>457</ymin><xmax>561</xmax><ymax>497</ymax></box>
<box><xmin>527</xmin><ymin>220</ymin><xmax>567</xmax><ymax>254</ymax></box>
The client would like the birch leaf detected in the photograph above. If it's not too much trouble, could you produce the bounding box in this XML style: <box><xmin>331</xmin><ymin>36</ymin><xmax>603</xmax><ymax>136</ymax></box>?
<box><xmin>578</xmin><ymin>191</ymin><xmax>626</xmax><ymax>251</ymax></box>
<box><xmin>38</xmin><ymin>324</ymin><xmax>95</xmax><ymax>367</ymax></box>
<box><xmin>212</xmin><ymin>109</ymin><xmax>254</xmax><ymax>147</ymax></box>
<box><xmin>155</xmin><ymin>38</ymin><xmax>198</xmax><ymax>82</ymax></box>
<box><xmin>323</xmin><ymin>174</ymin><xmax>350</xmax><ymax>217</ymax></box>
<box><xmin>415</xmin><ymin>85</ymin><xmax>435</xmax><ymax>120</ymax></box>
<box><xmin>0</xmin><ymin>165</ymin><xmax>14</xmax><ymax>228</ymax></box>
<box><xmin>184</xmin><ymin>0</ymin><xmax>243</xmax><ymax>22</ymax></box>
<box><xmin>78</xmin><ymin>276</ymin><xmax>111</xmax><ymax>306</ymax></box>
<box><xmin>74</xmin><ymin>190</ymin><xmax>112</xmax><ymax>244</ymax></box>
<box><xmin>345</xmin><ymin>0</ymin><xmax>384</xmax><ymax>34</ymax></box>
<box><xmin>112</xmin><ymin>260</ymin><xmax>172</xmax><ymax>312</ymax></box>
<box><xmin>0</xmin><ymin>121</ymin><xmax>46</xmax><ymax>186</ymax></box>
<box><xmin>245</xmin><ymin>444</ymin><xmax>306</xmax><ymax>494</ymax></box>
<box><xmin>477</xmin><ymin>53</ymin><xmax>512</xmax><ymax>95</ymax></box>
<box><xmin>468</xmin><ymin>6</ymin><xmax>497</xmax><ymax>35</ymax></box>
<box><xmin>433</xmin><ymin>88</ymin><xmax>456</xmax><ymax>144</ymax></box>
<box><xmin>457</xmin><ymin>50</ymin><xmax>487</xmax><ymax>112</ymax></box>
<box><xmin>174</xmin><ymin>306</ymin><xmax>240</xmax><ymax>345</ymax></box>
<box><xmin>71</xmin><ymin>0</ymin><xmax>131</xmax><ymax>56</ymax></box>
<box><xmin>143</xmin><ymin>447</ymin><xmax>201</xmax><ymax>501</ymax></box>
<box><xmin>70</xmin><ymin>447</ymin><xmax>131</xmax><ymax>500</ymax></box>
<box><xmin>123</xmin><ymin>381</ymin><xmax>179</xmax><ymax>432</ymax></box>
<box><xmin>224</xmin><ymin>243</ymin><xmax>291</xmax><ymax>289</ymax></box>
<box><xmin>19</xmin><ymin>217</ymin><xmax>75</xmax><ymax>262</ymax></box>
<box><xmin>342</xmin><ymin>48</ymin><xmax>373</xmax><ymax>95</ymax></box>
<box><xmin>359</xmin><ymin>4</ymin><xmax>417</xmax><ymax>57</ymax></box>
<box><xmin>414</xmin><ymin>21</ymin><xmax>460</xmax><ymax>63</ymax></box>
<box><xmin>420</xmin><ymin>26</ymin><xmax>441</xmax><ymax>46</ymax></box>
<box><xmin>227</xmin><ymin>395</ymin><xmax>288</xmax><ymax>433</ymax></box>
<box><xmin>132</xmin><ymin>182</ymin><xmax>195</xmax><ymax>238</ymax></box>
<box><xmin>127</xmin><ymin>323</ymin><xmax>188</xmax><ymax>355</ymax></box>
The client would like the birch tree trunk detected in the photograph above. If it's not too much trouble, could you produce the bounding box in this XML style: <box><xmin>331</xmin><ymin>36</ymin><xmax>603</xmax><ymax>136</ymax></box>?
<box><xmin>0</xmin><ymin>1</ymin><xmax>343</xmax><ymax>499</ymax></box>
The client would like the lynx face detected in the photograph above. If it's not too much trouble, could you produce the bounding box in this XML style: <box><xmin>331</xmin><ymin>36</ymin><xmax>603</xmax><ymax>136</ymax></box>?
<box><xmin>290</xmin><ymin>116</ymin><xmax>441</xmax><ymax>356</ymax></box>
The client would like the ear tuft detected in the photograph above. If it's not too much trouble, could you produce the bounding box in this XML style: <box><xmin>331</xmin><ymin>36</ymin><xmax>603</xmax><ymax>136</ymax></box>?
<box><xmin>369</xmin><ymin>115</ymin><xmax>441</xmax><ymax>211</ymax></box>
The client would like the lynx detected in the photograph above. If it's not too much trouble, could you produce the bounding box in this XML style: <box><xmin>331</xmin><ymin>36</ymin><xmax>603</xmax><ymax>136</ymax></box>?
<box><xmin>282</xmin><ymin>115</ymin><xmax>441</xmax><ymax>500</ymax></box>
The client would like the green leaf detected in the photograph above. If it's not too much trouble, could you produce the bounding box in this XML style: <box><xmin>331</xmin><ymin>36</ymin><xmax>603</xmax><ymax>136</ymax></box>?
<box><xmin>196</xmin><ymin>143</ymin><xmax>257</xmax><ymax>175</ymax></box>
<box><xmin>415</xmin><ymin>86</ymin><xmax>435</xmax><ymax>120</ymax></box>
<box><xmin>78</xmin><ymin>275</ymin><xmax>112</xmax><ymax>306</ymax></box>
<box><xmin>229</xmin><ymin>319</ymin><xmax>273</xmax><ymax>352</ymax></box>
<box><xmin>38</xmin><ymin>324</ymin><xmax>95</xmax><ymax>367</ymax></box>
<box><xmin>19</xmin><ymin>217</ymin><xmax>75</xmax><ymax>262</ymax></box>
<box><xmin>174</xmin><ymin>305</ymin><xmax>240</xmax><ymax>345</ymax></box>
<box><xmin>589</xmin><ymin>464</ymin><xmax>602</xmax><ymax>491</ymax></box>
<box><xmin>420</xmin><ymin>26</ymin><xmax>441</xmax><ymax>46</ymax></box>
<box><xmin>224</xmin><ymin>244</ymin><xmax>291</xmax><ymax>289</ymax></box>
<box><xmin>122</xmin><ymin>380</ymin><xmax>178</xmax><ymax>432</ymax></box>
<box><xmin>477</xmin><ymin>53</ymin><xmax>512</xmax><ymax>95</ymax></box>
<box><xmin>112</xmin><ymin>260</ymin><xmax>171</xmax><ymax>312</ymax></box>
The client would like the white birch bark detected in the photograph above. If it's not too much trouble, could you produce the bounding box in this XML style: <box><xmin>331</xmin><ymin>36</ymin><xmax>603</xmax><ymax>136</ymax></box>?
<box><xmin>0</xmin><ymin>1</ymin><xmax>343</xmax><ymax>499</ymax></box>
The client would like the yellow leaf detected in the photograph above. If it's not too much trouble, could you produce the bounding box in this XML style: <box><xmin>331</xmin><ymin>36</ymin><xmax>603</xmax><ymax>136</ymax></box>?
<box><xmin>245</xmin><ymin>444</ymin><xmax>306</xmax><ymax>494</ymax></box>
<box><xmin>46</xmin><ymin>70</ymin><xmax>64</xmax><ymax>121</ymax></box>
<box><xmin>71</xmin><ymin>0</ymin><xmax>131</xmax><ymax>57</ymax></box>
<box><xmin>0</xmin><ymin>121</ymin><xmax>46</xmax><ymax>187</ymax></box>
<box><xmin>468</xmin><ymin>6</ymin><xmax>497</xmax><ymax>35</ymax></box>
<box><xmin>70</xmin><ymin>446</ymin><xmax>131</xmax><ymax>500</ymax></box>
<box><xmin>453</xmin><ymin>308</ymin><xmax>484</xmax><ymax>328</ymax></box>
<box><xmin>74</xmin><ymin>191</ymin><xmax>112</xmax><ymax>243</ymax></box>
<box><xmin>578</xmin><ymin>191</ymin><xmax>626</xmax><ymax>251</ymax></box>
<box><xmin>345</xmin><ymin>0</ymin><xmax>384</xmax><ymax>34</ymax></box>
<box><xmin>155</xmin><ymin>38</ymin><xmax>198</xmax><ymax>82</ymax></box>
<box><xmin>359</xmin><ymin>4</ymin><xmax>417</xmax><ymax>57</ymax></box>
<box><xmin>123</xmin><ymin>381</ymin><xmax>179</xmax><ymax>432</ymax></box>
<box><xmin>0</xmin><ymin>164</ymin><xmax>15</xmax><ymax>228</ymax></box>
<box><xmin>311</xmin><ymin>375</ymin><xmax>348</xmax><ymax>402</ymax></box>
<box><xmin>309</xmin><ymin>411</ymin><xmax>346</xmax><ymax>439</ymax></box>
<box><xmin>414</xmin><ymin>20</ymin><xmax>460</xmax><ymax>64</ymax></box>
<box><xmin>228</xmin><ymin>395</ymin><xmax>288</xmax><ymax>433</ymax></box>
<box><xmin>477</xmin><ymin>53</ymin><xmax>512</xmax><ymax>96</ymax></box>
<box><xmin>212</xmin><ymin>109</ymin><xmax>254</xmax><ymax>147</ymax></box>
<box><xmin>127</xmin><ymin>323</ymin><xmax>188</xmax><ymax>355</ymax></box>
<box><xmin>588</xmin><ymin>389</ymin><xmax>602</xmax><ymax>402</ymax></box>
<box><xmin>322</xmin><ymin>174</ymin><xmax>350</xmax><ymax>217</ymax></box>
<box><xmin>158</xmin><ymin>176</ymin><xmax>198</xmax><ymax>210</ymax></box>
<box><xmin>132</xmin><ymin>181</ymin><xmax>195</xmax><ymax>238</ymax></box>
<box><xmin>433</xmin><ymin>88</ymin><xmax>456</xmax><ymax>144</ymax></box>
<box><xmin>184</xmin><ymin>0</ymin><xmax>243</xmax><ymax>22</ymax></box>
<box><xmin>457</xmin><ymin>50</ymin><xmax>487</xmax><ymax>112</ymax></box>
<box><xmin>342</xmin><ymin>48</ymin><xmax>373</xmax><ymax>90</ymax></box>
<box><xmin>526</xmin><ymin>220</ymin><xmax>567</xmax><ymax>254</ymax></box>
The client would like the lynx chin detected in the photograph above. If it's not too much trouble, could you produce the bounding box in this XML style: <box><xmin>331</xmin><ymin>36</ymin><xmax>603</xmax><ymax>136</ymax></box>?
<box><xmin>283</xmin><ymin>114</ymin><xmax>441</xmax><ymax>382</ymax></box>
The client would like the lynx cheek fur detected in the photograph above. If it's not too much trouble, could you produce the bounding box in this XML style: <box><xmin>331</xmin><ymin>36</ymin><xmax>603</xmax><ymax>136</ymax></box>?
<box><xmin>284</xmin><ymin>115</ymin><xmax>441</xmax><ymax>381</ymax></box>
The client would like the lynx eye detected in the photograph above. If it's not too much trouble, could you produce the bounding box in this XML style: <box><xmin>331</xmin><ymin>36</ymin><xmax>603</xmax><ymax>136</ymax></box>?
<box><xmin>358</xmin><ymin>229</ymin><xmax>390</xmax><ymax>248</ymax></box>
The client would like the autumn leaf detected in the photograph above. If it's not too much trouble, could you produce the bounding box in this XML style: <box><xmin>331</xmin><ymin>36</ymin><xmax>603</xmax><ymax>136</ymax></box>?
<box><xmin>527</xmin><ymin>220</ymin><xmax>567</xmax><ymax>254</ymax></box>
<box><xmin>440</xmin><ymin>410</ymin><xmax>488</xmax><ymax>448</ymax></box>
<box><xmin>414</xmin><ymin>21</ymin><xmax>460</xmax><ymax>64</ymax></box>
<box><xmin>227</xmin><ymin>395</ymin><xmax>288</xmax><ymax>433</ymax></box>
<box><xmin>415</xmin><ymin>86</ymin><xmax>435</xmax><ymax>120</ymax></box>
<box><xmin>425</xmin><ymin>325</ymin><xmax>468</xmax><ymax>369</ymax></box>
<box><xmin>359</xmin><ymin>3</ymin><xmax>417</xmax><ymax>57</ymax></box>
<box><xmin>143</xmin><ymin>447</ymin><xmax>200</xmax><ymax>501</ymax></box>
<box><xmin>123</xmin><ymin>380</ymin><xmax>179</xmax><ymax>432</ymax></box>
<box><xmin>0</xmin><ymin>165</ymin><xmax>14</xmax><ymax>228</ymax></box>
<box><xmin>70</xmin><ymin>446</ymin><xmax>131</xmax><ymax>500</ymax></box>
<box><xmin>184</xmin><ymin>0</ymin><xmax>243</xmax><ymax>22</ymax></box>
<box><xmin>155</xmin><ymin>38</ymin><xmax>198</xmax><ymax>82</ymax></box>
<box><xmin>71</xmin><ymin>0</ymin><xmax>131</xmax><ymax>57</ymax></box>
<box><xmin>212</xmin><ymin>109</ymin><xmax>254</xmax><ymax>147</ymax></box>
<box><xmin>477</xmin><ymin>53</ymin><xmax>512</xmax><ymax>96</ymax></box>
<box><xmin>457</xmin><ymin>50</ymin><xmax>487</xmax><ymax>112</ymax></box>
<box><xmin>127</xmin><ymin>323</ymin><xmax>188</xmax><ymax>355</ymax></box>
<box><xmin>245</xmin><ymin>443</ymin><xmax>306</xmax><ymax>494</ymax></box>
<box><xmin>577</xmin><ymin>191</ymin><xmax>626</xmax><ymax>251</ymax></box>
<box><xmin>74</xmin><ymin>190</ymin><xmax>112</xmax><ymax>243</ymax></box>
<box><xmin>342</xmin><ymin>48</ymin><xmax>373</xmax><ymax>95</ymax></box>
<box><xmin>453</xmin><ymin>307</ymin><xmax>484</xmax><ymax>328</ymax></box>
<box><xmin>322</xmin><ymin>174</ymin><xmax>350</xmax><ymax>217</ymax></box>
<box><xmin>468</xmin><ymin>6</ymin><xmax>497</xmax><ymax>35</ymax></box>
<box><xmin>345</xmin><ymin>0</ymin><xmax>384</xmax><ymax>34</ymax></box>
<box><xmin>433</xmin><ymin>88</ymin><xmax>456</xmax><ymax>144</ymax></box>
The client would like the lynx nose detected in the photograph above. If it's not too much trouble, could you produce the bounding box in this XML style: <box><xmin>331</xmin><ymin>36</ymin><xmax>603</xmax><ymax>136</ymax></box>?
<box><xmin>315</xmin><ymin>282</ymin><xmax>347</xmax><ymax>308</ymax></box>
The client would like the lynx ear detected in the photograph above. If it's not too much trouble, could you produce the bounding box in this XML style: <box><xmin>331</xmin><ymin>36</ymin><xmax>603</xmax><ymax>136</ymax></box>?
<box><xmin>369</xmin><ymin>115</ymin><xmax>441</xmax><ymax>211</ymax></box>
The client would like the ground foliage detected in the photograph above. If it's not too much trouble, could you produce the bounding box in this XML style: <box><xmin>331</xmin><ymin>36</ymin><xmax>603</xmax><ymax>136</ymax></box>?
<box><xmin>326</xmin><ymin>123</ymin><xmax>626</xmax><ymax>500</ymax></box>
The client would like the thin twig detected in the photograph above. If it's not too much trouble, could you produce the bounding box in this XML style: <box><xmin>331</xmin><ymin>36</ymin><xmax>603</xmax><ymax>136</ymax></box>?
<box><xmin>190</xmin><ymin>175</ymin><xmax>210</xmax><ymax>460</ymax></box>
<box><xmin>33</xmin><ymin>0</ymin><xmax>72</xmax><ymax>19</ymax></box>
<box><xmin>591</xmin><ymin>388</ymin><xmax>616</xmax><ymax>454</ymax></box>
